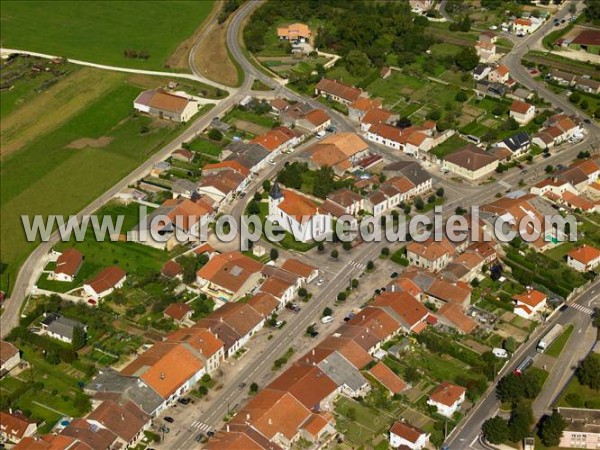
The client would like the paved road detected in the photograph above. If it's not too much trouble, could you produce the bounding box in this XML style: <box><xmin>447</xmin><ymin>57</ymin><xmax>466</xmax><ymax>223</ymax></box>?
<box><xmin>0</xmin><ymin>48</ymin><xmax>235</xmax><ymax>93</ymax></box>
<box><xmin>502</xmin><ymin>0</ymin><xmax>600</xmax><ymax>134</ymax></box>
<box><xmin>445</xmin><ymin>280</ymin><xmax>599</xmax><ymax>450</ymax></box>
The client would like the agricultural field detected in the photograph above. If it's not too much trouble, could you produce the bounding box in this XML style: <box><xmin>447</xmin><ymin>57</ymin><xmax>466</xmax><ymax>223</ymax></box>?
<box><xmin>0</xmin><ymin>58</ymin><xmax>209</xmax><ymax>294</ymax></box>
<box><xmin>1</xmin><ymin>1</ymin><xmax>214</xmax><ymax>71</ymax></box>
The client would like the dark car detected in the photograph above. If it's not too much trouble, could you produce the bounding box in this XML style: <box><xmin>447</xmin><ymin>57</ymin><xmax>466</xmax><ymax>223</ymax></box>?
<box><xmin>309</xmin><ymin>330</ymin><xmax>319</xmax><ymax>337</ymax></box>
<box><xmin>238</xmin><ymin>382</ymin><xmax>246</xmax><ymax>390</ymax></box>
<box><xmin>517</xmin><ymin>164</ymin><xmax>525</xmax><ymax>170</ymax></box>
<box><xmin>584</xmin><ymin>118</ymin><xmax>591</xmax><ymax>124</ymax></box>
<box><xmin>164</xmin><ymin>416</ymin><xmax>175</xmax><ymax>423</ymax></box>
<box><xmin>543</xmin><ymin>152</ymin><xmax>551</xmax><ymax>158</ymax></box>
<box><xmin>559</xmin><ymin>304</ymin><xmax>568</xmax><ymax>312</ymax></box>
<box><xmin>390</xmin><ymin>272</ymin><xmax>399</xmax><ymax>278</ymax></box>
<box><xmin>556</xmin><ymin>164</ymin><xmax>565</xmax><ymax>170</ymax></box>
<box><xmin>207</xmin><ymin>431</ymin><xmax>215</xmax><ymax>437</ymax></box>
<box><xmin>195</xmin><ymin>434</ymin><xmax>205</xmax><ymax>442</ymax></box>
<box><xmin>177</xmin><ymin>397</ymin><xmax>191</xmax><ymax>405</ymax></box>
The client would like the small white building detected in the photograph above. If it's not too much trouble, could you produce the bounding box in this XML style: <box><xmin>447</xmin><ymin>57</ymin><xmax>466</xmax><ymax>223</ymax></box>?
<box><xmin>134</xmin><ymin>89</ymin><xmax>199</xmax><ymax>123</ymax></box>
<box><xmin>427</xmin><ymin>381</ymin><xmax>466</xmax><ymax>418</ymax></box>
<box><xmin>567</xmin><ymin>245</ymin><xmax>600</xmax><ymax>272</ymax></box>
<box><xmin>52</xmin><ymin>248</ymin><xmax>84</xmax><ymax>282</ymax></box>
<box><xmin>512</xmin><ymin>288</ymin><xmax>547</xmax><ymax>320</ymax></box>
<box><xmin>389</xmin><ymin>421</ymin><xmax>430</xmax><ymax>449</ymax></box>
<box><xmin>509</xmin><ymin>100</ymin><xmax>536</xmax><ymax>125</ymax></box>
<box><xmin>83</xmin><ymin>266</ymin><xmax>126</xmax><ymax>302</ymax></box>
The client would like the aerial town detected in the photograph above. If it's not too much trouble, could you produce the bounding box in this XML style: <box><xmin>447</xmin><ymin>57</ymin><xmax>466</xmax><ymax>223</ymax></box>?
<box><xmin>0</xmin><ymin>1</ymin><xmax>599</xmax><ymax>450</ymax></box>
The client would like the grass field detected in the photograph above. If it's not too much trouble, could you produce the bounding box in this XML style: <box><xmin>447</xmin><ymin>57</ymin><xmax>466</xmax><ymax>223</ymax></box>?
<box><xmin>1</xmin><ymin>1</ymin><xmax>214</xmax><ymax>71</ymax></box>
<box><xmin>545</xmin><ymin>324</ymin><xmax>574</xmax><ymax>358</ymax></box>
<box><xmin>431</xmin><ymin>135</ymin><xmax>470</xmax><ymax>159</ymax></box>
<box><xmin>0</xmin><ymin>67</ymin><xmax>196</xmax><ymax>293</ymax></box>
<box><xmin>557</xmin><ymin>375</ymin><xmax>600</xmax><ymax>409</ymax></box>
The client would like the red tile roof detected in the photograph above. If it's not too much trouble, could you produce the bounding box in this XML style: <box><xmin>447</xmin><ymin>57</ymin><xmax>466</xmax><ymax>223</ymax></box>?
<box><xmin>86</xmin><ymin>400</ymin><xmax>150</xmax><ymax>443</ymax></box>
<box><xmin>369</xmin><ymin>362</ymin><xmax>408</xmax><ymax>394</ymax></box>
<box><xmin>167</xmin><ymin>327</ymin><xmax>224</xmax><ymax>359</ymax></box>
<box><xmin>280</xmin><ymin>258</ymin><xmax>317</xmax><ymax>278</ymax></box>
<box><xmin>572</xmin><ymin>29</ymin><xmax>600</xmax><ymax>46</ymax></box>
<box><xmin>85</xmin><ymin>266</ymin><xmax>126</xmax><ymax>295</ymax></box>
<box><xmin>429</xmin><ymin>381</ymin><xmax>466</xmax><ymax>407</ymax></box>
<box><xmin>315</xmin><ymin>78</ymin><xmax>362</xmax><ymax>103</ymax></box>
<box><xmin>568</xmin><ymin>245</ymin><xmax>600</xmax><ymax>265</ymax></box>
<box><xmin>54</xmin><ymin>248</ymin><xmax>83</xmax><ymax>277</ymax></box>
<box><xmin>362</xmin><ymin>108</ymin><xmax>393</xmax><ymax>126</ymax></box>
<box><xmin>268</xmin><ymin>364</ymin><xmax>338</xmax><ymax>409</ymax></box>
<box><xmin>0</xmin><ymin>411</ymin><xmax>36</xmax><ymax>440</ymax></box>
<box><xmin>511</xmin><ymin>100</ymin><xmax>533</xmax><ymax>115</ymax></box>
<box><xmin>438</xmin><ymin>303</ymin><xmax>477</xmax><ymax>333</ymax></box>
<box><xmin>513</xmin><ymin>289</ymin><xmax>547</xmax><ymax>308</ymax></box>
<box><xmin>164</xmin><ymin>302</ymin><xmax>193</xmax><ymax>321</ymax></box>
<box><xmin>278</xmin><ymin>189</ymin><xmax>320</xmax><ymax>221</ymax></box>
<box><xmin>196</xmin><ymin>251</ymin><xmax>263</xmax><ymax>294</ymax></box>
<box><xmin>161</xmin><ymin>260</ymin><xmax>183</xmax><ymax>278</ymax></box>
<box><xmin>0</xmin><ymin>340</ymin><xmax>20</xmax><ymax>366</ymax></box>
<box><xmin>304</xmin><ymin>109</ymin><xmax>331</xmax><ymax>127</ymax></box>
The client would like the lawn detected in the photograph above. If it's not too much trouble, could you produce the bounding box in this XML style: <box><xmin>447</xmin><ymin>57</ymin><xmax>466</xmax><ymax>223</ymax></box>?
<box><xmin>0</xmin><ymin>1</ymin><xmax>214</xmax><ymax>71</ymax></box>
<box><xmin>556</xmin><ymin>375</ymin><xmax>600</xmax><ymax>409</ymax></box>
<box><xmin>431</xmin><ymin>135</ymin><xmax>469</xmax><ymax>159</ymax></box>
<box><xmin>367</xmin><ymin>72</ymin><xmax>427</xmax><ymax>106</ymax></box>
<box><xmin>186</xmin><ymin>137</ymin><xmax>224</xmax><ymax>157</ymax></box>
<box><xmin>224</xmin><ymin>107</ymin><xmax>279</xmax><ymax>129</ymax></box>
<box><xmin>335</xmin><ymin>396</ymin><xmax>391</xmax><ymax>446</ymax></box>
<box><xmin>0</xmin><ymin>68</ymin><xmax>193</xmax><ymax>294</ymax></box>
<box><xmin>460</xmin><ymin>120</ymin><xmax>490</xmax><ymax>138</ymax></box>
<box><xmin>545</xmin><ymin>324</ymin><xmax>574</xmax><ymax>358</ymax></box>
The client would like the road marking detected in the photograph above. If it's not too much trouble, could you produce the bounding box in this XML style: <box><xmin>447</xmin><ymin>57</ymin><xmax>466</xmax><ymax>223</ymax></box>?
<box><xmin>191</xmin><ymin>421</ymin><xmax>212</xmax><ymax>432</ymax></box>
<box><xmin>570</xmin><ymin>303</ymin><xmax>594</xmax><ymax>316</ymax></box>
<box><xmin>348</xmin><ymin>260</ymin><xmax>365</xmax><ymax>270</ymax></box>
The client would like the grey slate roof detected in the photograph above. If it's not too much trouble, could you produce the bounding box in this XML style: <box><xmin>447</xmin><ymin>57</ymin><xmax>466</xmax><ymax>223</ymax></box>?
<box><xmin>317</xmin><ymin>351</ymin><xmax>368</xmax><ymax>393</ymax></box>
<box><xmin>86</xmin><ymin>368</ymin><xmax>164</xmax><ymax>416</ymax></box>
<box><xmin>224</xmin><ymin>141</ymin><xmax>270</xmax><ymax>169</ymax></box>
<box><xmin>502</xmin><ymin>131</ymin><xmax>530</xmax><ymax>152</ymax></box>
<box><xmin>42</xmin><ymin>313</ymin><xmax>84</xmax><ymax>341</ymax></box>
<box><xmin>382</xmin><ymin>160</ymin><xmax>431</xmax><ymax>187</ymax></box>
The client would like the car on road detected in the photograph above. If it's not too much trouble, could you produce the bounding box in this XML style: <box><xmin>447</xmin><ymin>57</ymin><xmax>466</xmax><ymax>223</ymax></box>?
<box><xmin>164</xmin><ymin>416</ymin><xmax>174</xmax><ymax>423</ymax></box>
<box><xmin>543</xmin><ymin>152</ymin><xmax>551</xmax><ymax>158</ymax></box>
<box><xmin>390</xmin><ymin>272</ymin><xmax>398</xmax><ymax>278</ymax></box>
<box><xmin>207</xmin><ymin>431</ymin><xmax>215</xmax><ymax>437</ymax></box>
<box><xmin>238</xmin><ymin>382</ymin><xmax>246</xmax><ymax>390</ymax></box>
<box><xmin>321</xmin><ymin>315</ymin><xmax>334</xmax><ymax>324</ymax></box>
<box><xmin>559</xmin><ymin>304</ymin><xmax>568</xmax><ymax>312</ymax></box>
<box><xmin>556</xmin><ymin>164</ymin><xmax>565</xmax><ymax>170</ymax></box>
<box><xmin>317</xmin><ymin>278</ymin><xmax>325</xmax><ymax>286</ymax></box>
<box><xmin>268</xmin><ymin>159</ymin><xmax>276</xmax><ymax>165</ymax></box>
<box><xmin>584</xmin><ymin>118</ymin><xmax>591</xmax><ymax>124</ymax></box>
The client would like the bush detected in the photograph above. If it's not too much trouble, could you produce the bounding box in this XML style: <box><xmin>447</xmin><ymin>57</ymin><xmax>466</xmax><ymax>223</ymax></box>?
<box><xmin>337</xmin><ymin>292</ymin><xmax>347</xmax><ymax>301</ymax></box>
<box><xmin>455</xmin><ymin>91</ymin><xmax>468</xmax><ymax>102</ymax></box>
<box><xmin>208</xmin><ymin>128</ymin><xmax>223</xmax><ymax>141</ymax></box>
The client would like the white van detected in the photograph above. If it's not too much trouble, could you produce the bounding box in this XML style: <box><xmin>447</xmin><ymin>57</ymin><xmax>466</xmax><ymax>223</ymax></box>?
<box><xmin>316</xmin><ymin>130</ymin><xmax>326</xmax><ymax>139</ymax></box>
<box><xmin>321</xmin><ymin>315</ymin><xmax>334</xmax><ymax>324</ymax></box>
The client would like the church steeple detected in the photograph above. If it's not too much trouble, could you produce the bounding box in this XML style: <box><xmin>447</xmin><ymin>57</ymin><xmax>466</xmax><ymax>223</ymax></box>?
<box><xmin>269</xmin><ymin>180</ymin><xmax>283</xmax><ymax>200</ymax></box>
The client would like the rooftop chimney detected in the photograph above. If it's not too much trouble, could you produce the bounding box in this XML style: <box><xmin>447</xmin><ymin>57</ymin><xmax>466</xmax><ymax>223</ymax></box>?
<box><xmin>160</xmin><ymin>372</ymin><xmax>165</xmax><ymax>380</ymax></box>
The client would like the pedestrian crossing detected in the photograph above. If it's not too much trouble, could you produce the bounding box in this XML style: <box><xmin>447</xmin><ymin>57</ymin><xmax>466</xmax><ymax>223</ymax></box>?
<box><xmin>191</xmin><ymin>421</ymin><xmax>212</xmax><ymax>432</ymax></box>
<box><xmin>349</xmin><ymin>260</ymin><xmax>365</xmax><ymax>270</ymax></box>
<box><xmin>570</xmin><ymin>303</ymin><xmax>594</xmax><ymax>316</ymax></box>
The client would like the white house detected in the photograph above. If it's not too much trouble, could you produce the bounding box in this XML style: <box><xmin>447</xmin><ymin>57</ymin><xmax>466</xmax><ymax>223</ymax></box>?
<box><xmin>0</xmin><ymin>411</ymin><xmax>37</xmax><ymax>444</ymax></box>
<box><xmin>512</xmin><ymin>288</ymin><xmax>547</xmax><ymax>319</ymax></box>
<box><xmin>0</xmin><ymin>340</ymin><xmax>20</xmax><ymax>374</ymax></box>
<box><xmin>389</xmin><ymin>422</ymin><xmax>430</xmax><ymax>450</ymax></box>
<box><xmin>427</xmin><ymin>381</ymin><xmax>466</xmax><ymax>418</ymax></box>
<box><xmin>567</xmin><ymin>245</ymin><xmax>600</xmax><ymax>272</ymax></box>
<box><xmin>83</xmin><ymin>266</ymin><xmax>126</xmax><ymax>302</ymax></box>
<box><xmin>40</xmin><ymin>313</ymin><xmax>87</xmax><ymax>344</ymax></box>
<box><xmin>509</xmin><ymin>100</ymin><xmax>536</xmax><ymax>124</ymax></box>
<box><xmin>134</xmin><ymin>89</ymin><xmax>199</xmax><ymax>123</ymax></box>
<box><xmin>268</xmin><ymin>182</ymin><xmax>332</xmax><ymax>243</ymax></box>
<box><xmin>442</xmin><ymin>145</ymin><xmax>499</xmax><ymax>181</ymax></box>
<box><xmin>52</xmin><ymin>248</ymin><xmax>84</xmax><ymax>282</ymax></box>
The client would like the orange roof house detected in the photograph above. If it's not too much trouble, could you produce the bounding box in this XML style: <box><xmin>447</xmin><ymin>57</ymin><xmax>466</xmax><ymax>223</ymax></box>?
<box><xmin>54</xmin><ymin>248</ymin><xmax>84</xmax><ymax>280</ymax></box>
<box><xmin>567</xmin><ymin>244</ymin><xmax>600</xmax><ymax>272</ymax></box>
<box><xmin>277</xmin><ymin>23</ymin><xmax>311</xmax><ymax>42</ymax></box>
<box><xmin>369</xmin><ymin>361</ymin><xmax>408</xmax><ymax>394</ymax></box>
<box><xmin>164</xmin><ymin>302</ymin><xmax>193</xmax><ymax>322</ymax></box>
<box><xmin>121</xmin><ymin>342</ymin><xmax>204</xmax><ymax>399</ymax></box>
<box><xmin>196</xmin><ymin>251</ymin><xmax>263</xmax><ymax>300</ymax></box>
<box><xmin>83</xmin><ymin>266</ymin><xmax>126</xmax><ymax>300</ymax></box>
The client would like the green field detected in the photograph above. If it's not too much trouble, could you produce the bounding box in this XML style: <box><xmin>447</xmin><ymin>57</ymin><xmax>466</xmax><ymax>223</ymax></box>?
<box><xmin>0</xmin><ymin>68</ymin><xmax>192</xmax><ymax>293</ymax></box>
<box><xmin>545</xmin><ymin>324</ymin><xmax>574</xmax><ymax>358</ymax></box>
<box><xmin>1</xmin><ymin>1</ymin><xmax>214</xmax><ymax>71</ymax></box>
<box><xmin>431</xmin><ymin>135</ymin><xmax>469</xmax><ymax>159</ymax></box>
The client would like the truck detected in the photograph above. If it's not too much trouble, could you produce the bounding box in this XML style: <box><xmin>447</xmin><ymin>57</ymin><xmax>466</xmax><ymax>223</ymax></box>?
<box><xmin>514</xmin><ymin>356</ymin><xmax>534</xmax><ymax>376</ymax></box>
<box><xmin>537</xmin><ymin>324</ymin><xmax>564</xmax><ymax>353</ymax></box>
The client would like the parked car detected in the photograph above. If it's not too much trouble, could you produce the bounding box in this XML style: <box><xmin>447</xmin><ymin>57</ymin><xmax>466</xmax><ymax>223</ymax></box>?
<box><xmin>390</xmin><ymin>272</ymin><xmax>399</xmax><ymax>278</ymax></box>
<box><xmin>317</xmin><ymin>278</ymin><xmax>325</xmax><ymax>286</ymax></box>
<box><xmin>164</xmin><ymin>417</ymin><xmax>175</xmax><ymax>423</ymax></box>
<box><xmin>177</xmin><ymin>397</ymin><xmax>191</xmax><ymax>405</ymax></box>
<box><xmin>321</xmin><ymin>315</ymin><xmax>334</xmax><ymax>324</ymax></box>
<box><xmin>238</xmin><ymin>382</ymin><xmax>246</xmax><ymax>390</ymax></box>
<box><xmin>543</xmin><ymin>153</ymin><xmax>551</xmax><ymax>158</ymax></box>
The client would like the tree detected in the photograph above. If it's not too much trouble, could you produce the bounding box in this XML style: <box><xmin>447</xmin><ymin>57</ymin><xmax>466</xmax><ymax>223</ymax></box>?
<box><xmin>381</xmin><ymin>247</ymin><xmax>390</xmax><ymax>257</ymax></box>
<box><xmin>331</xmin><ymin>249</ymin><xmax>339</xmax><ymax>259</ymax></box>
<box><xmin>270</xmin><ymin>248</ymin><xmax>279</xmax><ymax>261</ymax></box>
<box><xmin>569</xmin><ymin>92</ymin><xmax>581</xmax><ymax>104</ymax></box>
<box><xmin>545</xmin><ymin>165</ymin><xmax>554</xmax><ymax>174</ymax></box>
<box><xmin>249</xmin><ymin>382</ymin><xmax>259</xmax><ymax>394</ymax></box>
<box><xmin>576</xmin><ymin>353</ymin><xmax>600</xmax><ymax>390</ymax></box>
<box><xmin>345</xmin><ymin>50</ymin><xmax>372</xmax><ymax>77</ymax></box>
<box><xmin>342</xmin><ymin>241</ymin><xmax>352</xmax><ymax>251</ymax></box>
<box><xmin>492</xmin><ymin>105</ymin><xmax>506</xmax><ymax>116</ymax></box>
<box><xmin>198</xmin><ymin>386</ymin><xmax>208</xmax><ymax>396</ymax></box>
<box><xmin>262</xmin><ymin>180</ymin><xmax>271</xmax><ymax>192</ymax></box>
<box><xmin>366</xmin><ymin>260</ymin><xmax>374</xmax><ymax>270</ymax></box>
<box><xmin>428</xmin><ymin>194</ymin><xmax>436</xmax><ymax>204</ymax></box>
<box><xmin>247</xmin><ymin>200</ymin><xmax>261</xmax><ymax>215</ymax></box>
<box><xmin>455</xmin><ymin>90</ymin><xmax>468</xmax><ymax>102</ymax></box>
<box><xmin>539</xmin><ymin>411</ymin><xmax>567</xmax><ymax>447</ymax></box>
<box><xmin>337</xmin><ymin>292</ymin><xmax>347</xmax><ymax>301</ymax></box>
<box><xmin>455</xmin><ymin>46</ymin><xmax>479</xmax><ymax>71</ymax></box>
<box><xmin>71</xmin><ymin>325</ymin><xmax>86</xmax><ymax>351</ymax></box>
<box><xmin>580</xmin><ymin>99</ymin><xmax>589</xmax><ymax>110</ymax></box>
<box><xmin>317</xmin><ymin>242</ymin><xmax>325</xmax><ymax>252</ymax></box>
<box><xmin>482</xmin><ymin>416</ymin><xmax>510</xmax><ymax>444</ymax></box>
<box><xmin>426</xmin><ymin>110</ymin><xmax>441</xmax><ymax>121</ymax></box>
<box><xmin>509</xmin><ymin>400</ymin><xmax>533</xmax><ymax>442</ymax></box>
<box><xmin>436</xmin><ymin>187</ymin><xmax>445</xmax><ymax>197</ymax></box>
<box><xmin>403</xmin><ymin>204</ymin><xmax>412</xmax><ymax>215</ymax></box>
<box><xmin>298</xmin><ymin>287</ymin><xmax>308</xmax><ymax>298</ymax></box>
<box><xmin>351</xmin><ymin>278</ymin><xmax>359</xmax><ymax>288</ymax></box>
<box><xmin>208</xmin><ymin>128</ymin><xmax>223</xmax><ymax>141</ymax></box>
<box><xmin>414</xmin><ymin>197</ymin><xmax>425</xmax><ymax>210</ymax></box>
<box><xmin>504</xmin><ymin>337</ymin><xmax>517</xmax><ymax>353</ymax></box>
<box><xmin>323</xmin><ymin>307</ymin><xmax>333</xmax><ymax>317</ymax></box>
